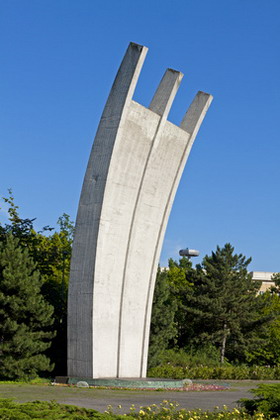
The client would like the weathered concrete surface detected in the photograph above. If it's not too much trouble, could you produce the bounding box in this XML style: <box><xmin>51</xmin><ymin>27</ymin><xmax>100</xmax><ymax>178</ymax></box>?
<box><xmin>68</xmin><ymin>42</ymin><xmax>212</xmax><ymax>379</ymax></box>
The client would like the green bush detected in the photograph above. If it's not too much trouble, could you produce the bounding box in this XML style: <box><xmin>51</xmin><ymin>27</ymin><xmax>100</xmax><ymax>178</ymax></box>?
<box><xmin>154</xmin><ymin>347</ymin><xmax>222</xmax><ymax>368</ymax></box>
<box><xmin>0</xmin><ymin>399</ymin><xmax>271</xmax><ymax>420</ymax></box>
<box><xmin>240</xmin><ymin>384</ymin><xmax>280</xmax><ymax>417</ymax></box>
<box><xmin>148</xmin><ymin>349</ymin><xmax>280</xmax><ymax>380</ymax></box>
<box><xmin>148</xmin><ymin>363</ymin><xmax>280</xmax><ymax>380</ymax></box>
<box><xmin>147</xmin><ymin>363</ymin><xmax>186</xmax><ymax>379</ymax></box>
<box><xmin>0</xmin><ymin>399</ymin><xmax>130</xmax><ymax>419</ymax></box>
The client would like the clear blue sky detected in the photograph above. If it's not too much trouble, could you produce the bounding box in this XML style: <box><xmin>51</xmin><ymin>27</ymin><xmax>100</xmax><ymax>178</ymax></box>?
<box><xmin>1</xmin><ymin>0</ymin><xmax>280</xmax><ymax>271</ymax></box>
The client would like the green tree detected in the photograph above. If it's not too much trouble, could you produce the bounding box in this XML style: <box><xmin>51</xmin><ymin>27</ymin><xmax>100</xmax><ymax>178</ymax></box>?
<box><xmin>271</xmin><ymin>272</ymin><xmax>280</xmax><ymax>294</ymax></box>
<box><xmin>246</xmin><ymin>286</ymin><xmax>280</xmax><ymax>366</ymax></box>
<box><xmin>182</xmin><ymin>243</ymin><xmax>264</xmax><ymax>363</ymax></box>
<box><xmin>148</xmin><ymin>267</ymin><xmax>177</xmax><ymax>368</ymax></box>
<box><xmin>38</xmin><ymin>227</ymin><xmax>72</xmax><ymax>375</ymax></box>
<box><xmin>166</xmin><ymin>257</ymin><xmax>194</xmax><ymax>349</ymax></box>
<box><xmin>0</xmin><ymin>234</ymin><xmax>55</xmax><ymax>380</ymax></box>
<box><xmin>148</xmin><ymin>257</ymin><xmax>194</xmax><ymax>368</ymax></box>
<box><xmin>0</xmin><ymin>191</ymin><xmax>73</xmax><ymax>375</ymax></box>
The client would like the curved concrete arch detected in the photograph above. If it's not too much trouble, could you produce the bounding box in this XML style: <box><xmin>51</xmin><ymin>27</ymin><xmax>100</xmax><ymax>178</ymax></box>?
<box><xmin>68</xmin><ymin>42</ymin><xmax>213</xmax><ymax>379</ymax></box>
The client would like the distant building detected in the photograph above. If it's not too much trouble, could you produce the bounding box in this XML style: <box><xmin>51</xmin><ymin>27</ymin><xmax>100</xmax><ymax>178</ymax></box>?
<box><xmin>160</xmin><ymin>268</ymin><xmax>277</xmax><ymax>294</ymax></box>
<box><xmin>251</xmin><ymin>272</ymin><xmax>276</xmax><ymax>293</ymax></box>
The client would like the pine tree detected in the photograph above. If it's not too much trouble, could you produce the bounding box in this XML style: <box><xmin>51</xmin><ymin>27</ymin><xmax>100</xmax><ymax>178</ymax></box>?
<box><xmin>0</xmin><ymin>234</ymin><xmax>55</xmax><ymax>380</ymax></box>
<box><xmin>0</xmin><ymin>192</ymin><xmax>73</xmax><ymax>375</ymax></box>
<box><xmin>183</xmin><ymin>243</ymin><xmax>263</xmax><ymax>363</ymax></box>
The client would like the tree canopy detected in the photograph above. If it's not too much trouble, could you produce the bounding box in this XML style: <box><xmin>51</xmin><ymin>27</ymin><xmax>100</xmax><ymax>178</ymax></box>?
<box><xmin>148</xmin><ymin>266</ymin><xmax>177</xmax><ymax>368</ymax></box>
<box><xmin>0</xmin><ymin>191</ymin><xmax>73</xmax><ymax>376</ymax></box>
<box><xmin>181</xmin><ymin>243</ymin><xmax>266</xmax><ymax>362</ymax></box>
<box><xmin>149</xmin><ymin>244</ymin><xmax>276</xmax><ymax>366</ymax></box>
<box><xmin>0</xmin><ymin>234</ymin><xmax>55</xmax><ymax>379</ymax></box>
<box><xmin>1</xmin><ymin>191</ymin><xmax>280</xmax><ymax>376</ymax></box>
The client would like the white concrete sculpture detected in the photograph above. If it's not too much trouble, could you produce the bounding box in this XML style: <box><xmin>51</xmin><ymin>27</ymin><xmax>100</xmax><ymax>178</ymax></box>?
<box><xmin>68</xmin><ymin>42</ymin><xmax>213</xmax><ymax>379</ymax></box>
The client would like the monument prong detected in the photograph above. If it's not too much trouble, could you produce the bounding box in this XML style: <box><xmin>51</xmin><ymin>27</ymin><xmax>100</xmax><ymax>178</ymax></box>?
<box><xmin>148</xmin><ymin>69</ymin><xmax>183</xmax><ymax>149</ymax></box>
<box><xmin>68</xmin><ymin>43</ymin><xmax>212</xmax><ymax>380</ymax></box>
<box><xmin>180</xmin><ymin>91</ymin><xmax>213</xmax><ymax>136</ymax></box>
<box><xmin>149</xmin><ymin>69</ymin><xmax>183</xmax><ymax>117</ymax></box>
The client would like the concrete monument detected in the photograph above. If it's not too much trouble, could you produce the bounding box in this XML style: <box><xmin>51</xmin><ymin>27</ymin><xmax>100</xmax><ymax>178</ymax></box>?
<box><xmin>68</xmin><ymin>42</ymin><xmax>212</xmax><ymax>379</ymax></box>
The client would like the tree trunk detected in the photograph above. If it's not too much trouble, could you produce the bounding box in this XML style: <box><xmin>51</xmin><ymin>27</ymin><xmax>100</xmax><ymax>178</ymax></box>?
<box><xmin>220</xmin><ymin>321</ymin><xmax>228</xmax><ymax>364</ymax></box>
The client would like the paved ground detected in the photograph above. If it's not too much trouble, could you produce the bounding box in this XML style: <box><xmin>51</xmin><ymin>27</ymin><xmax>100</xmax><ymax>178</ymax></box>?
<box><xmin>52</xmin><ymin>387</ymin><xmax>253</xmax><ymax>413</ymax></box>
<box><xmin>1</xmin><ymin>381</ymin><xmax>280</xmax><ymax>414</ymax></box>
<box><xmin>0</xmin><ymin>381</ymin><xmax>265</xmax><ymax>413</ymax></box>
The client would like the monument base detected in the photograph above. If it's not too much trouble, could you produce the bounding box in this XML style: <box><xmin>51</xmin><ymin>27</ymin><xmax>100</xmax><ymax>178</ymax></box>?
<box><xmin>55</xmin><ymin>376</ymin><xmax>192</xmax><ymax>389</ymax></box>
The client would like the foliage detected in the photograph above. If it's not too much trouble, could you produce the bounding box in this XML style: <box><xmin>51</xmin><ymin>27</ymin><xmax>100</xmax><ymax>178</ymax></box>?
<box><xmin>0</xmin><ymin>234</ymin><xmax>55</xmax><ymax>380</ymax></box>
<box><xmin>148</xmin><ymin>348</ymin><xmax>280</xmax><ymax>379</ymax></box>
<box><xmin>240</xmin><ymin>383</ymin><xmax>280</xmax><ymax>417</ymax></box>
<box><xmin>148</xmin><ymin>257</ymin><xmax>195</xmax><ymax>368</ymax></box>
<box><xmin>0</xmin><ymin>399</ymin><xmax>127</xmax><ymax>419</ymax></box>
<box><xmin>245</xmin><ymin>291</ymin><xmax>280</xmax><ymax>366</ymax></box>
<box><xmin>148</xmin><ymin>268</ymin><xmax>177</xmax><ymax>368</ymax></box>
<box><xmin>148</xmin><ymin>363</ymin><xmax>280</xmax><ymax>380</ymax></box>
<box><xmin>166</xmin><ymin>257</ymin><xmax>193</xmax><ymax>292</ymax></box>
<box><xmin>149</xmin><ymin>247</ymin><xmax>279</xmax><ymax>371</ymax></box>
<box><xmin>166</xmin><ymin>258</ymin><xmax>194</xmax><ymax>350</ymax></box>
<box><xmin>0</xmin><ymin>191</ymin><xmax>73</xmax><ymax>375</ymax></box>
<box><xmin>152</xmin><ymin>347</ymin><xmax>222</xmax><ymax>368</ymax></box>
<box><xmin>126</xmin><ymin>400</ymin><xmax>267</xmax><ymax>419</ymax></box>
<box><xmin>270</xmin><ymin>272</ymin><xmax>280</xmax><ymax>294</ymax></box>
<box><xmin>179</xmin><ymin>244</ymin><xmax>269</xmax><ymax>363</ymax></box>
<box><xmin>2</xmin><ymin>191</ymin><xmax>280</xmax><ymax>378</ymax></box>
<box><xmin>0</xmin><ymin>399</ymin><xmax>271</xmax><ymax>420</ymax></box>
<box><xmin>37</xmin><ymin>228</ymin><xmax>72</xmax><ymax>375</ymax></box>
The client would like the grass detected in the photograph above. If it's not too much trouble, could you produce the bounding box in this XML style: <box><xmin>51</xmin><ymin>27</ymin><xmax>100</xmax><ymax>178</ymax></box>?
<box><xmin>0</xmin><ymin>380</ymin><xmax>277</xmax><ymax>400</ymax></box>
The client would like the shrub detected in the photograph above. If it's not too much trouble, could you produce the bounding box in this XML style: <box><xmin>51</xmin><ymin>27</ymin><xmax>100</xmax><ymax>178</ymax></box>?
<box><xmin>0</xmin><ymin>399</ymin><xmax>271</xmax><ymax>419</ymax></box>
<box><xmin>0</xmin><ymin>399</ymin><xmax>130</xmax><ymax>419</ymax></box>
<box><xmin>147</xmin><ymin>363</ymin><xmax>186</xmax><ymax>379</ymax></box>
<box><xmin>148</xmin><ymin>363</ymin><xmax>280</xmax><ymax>380</ymax></box>
<box><xmin>0</xmin><ymin>235</ymin><xmax>55</xmax><ymax>380</ymax></box>
<box><xmin>154</xmin><ymin>347</ymin><xmax>222</xmax><ymax>368</ymax></box>
<box><xmin>240</xmin><ymin>384</ymin><xmax>280</xmax><ymax>417</ymax></box>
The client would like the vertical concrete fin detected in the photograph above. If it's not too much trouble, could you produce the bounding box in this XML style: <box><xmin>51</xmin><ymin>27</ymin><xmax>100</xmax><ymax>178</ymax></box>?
<box><xmin>139</xmin><ymin>93</ymin><xmax>213</xmax><ymax>378</ymax></box>
<box><xmin>67</xmin><ymin>42</ymin><xmax>148</xmax><ymax>379</ymax></box>
<box><xmin>117</xmin><ymin>70</ymin><xmax>183</xmax><ymax>378</ymax></box>
<box><xmin>180</xmin><ymin>91</ymin><xmax>213</xmax><ymax>139</ymax></box>
<box><xmin>117</xmin><ymin>69</ymin><xmax>183</xmax><ymax>377</ymax></box>
<box><xmin>149</xmin><ymin>69</ymin><xmax>183</xmax><ymax>120</ymax></box>
<box><xmin>79</xmin><ymin>43</ymin><xmax>148</xmax><ymax>191</ymax></box>
<box><xmin>101</xmin><ymin>42</ymin><xmax>148</xmax><ymax>121</ymax></box>
<box><xmin>148</xmin><ymin>69</ymin><xmax>183</xmax><ymax>148</ymax></box>
<box><xmin>68</xmin><ymin>42</ymin><xmax>213</xmax><ymax>380</ymax></box>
